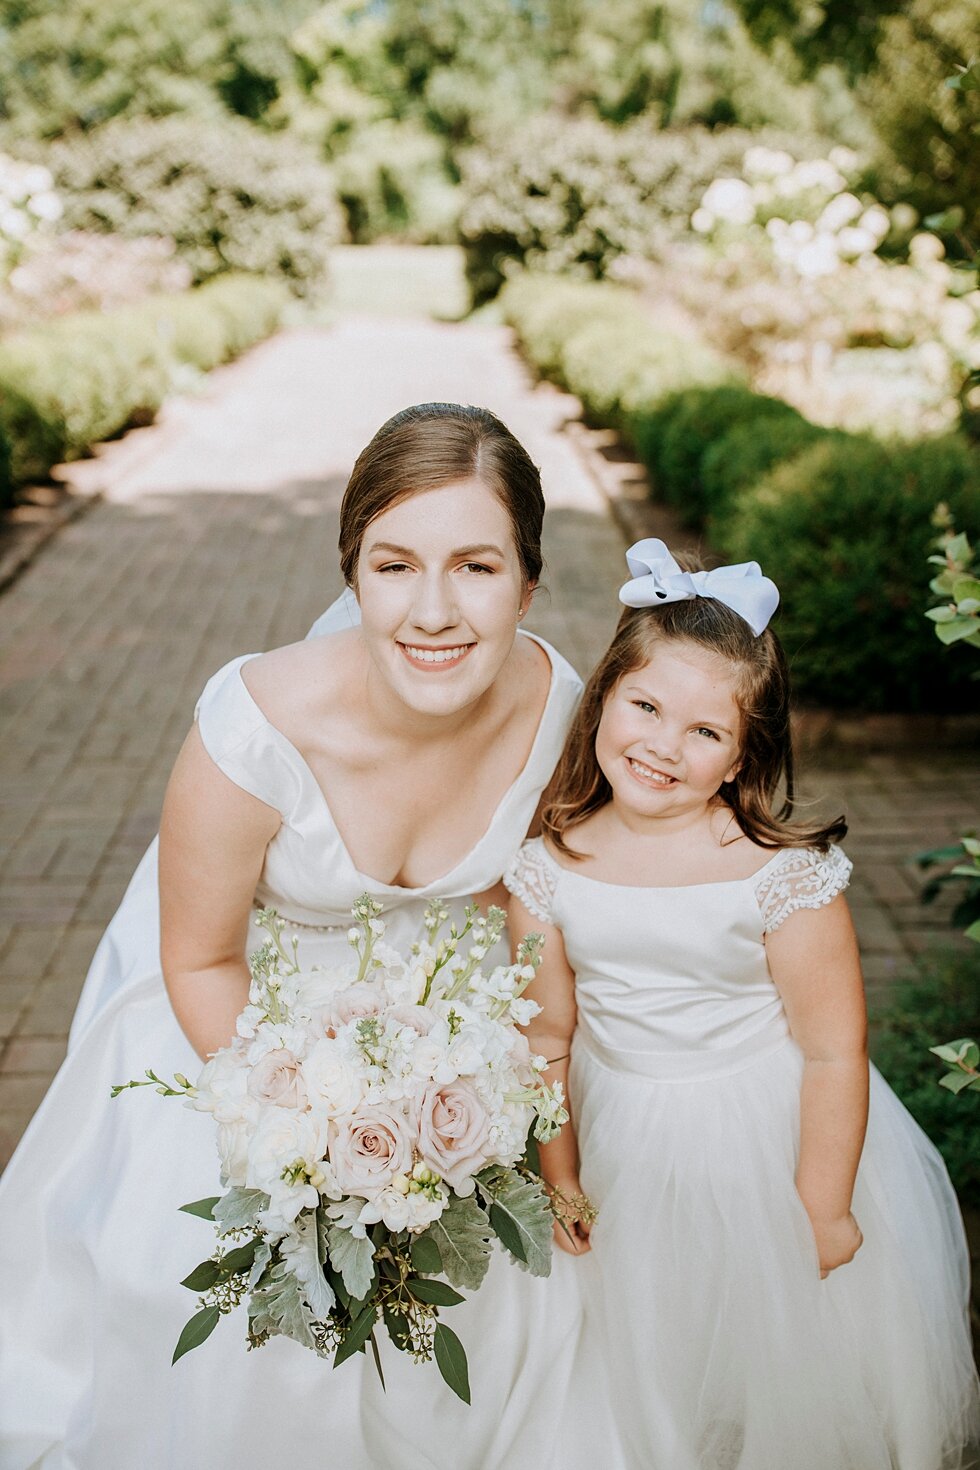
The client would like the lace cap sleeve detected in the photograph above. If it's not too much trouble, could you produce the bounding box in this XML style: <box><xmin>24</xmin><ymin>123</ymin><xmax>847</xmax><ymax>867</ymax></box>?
<box><xmin>754</xmin><ymin>846</ymin><xmax>853</xmax><ymax>934</ymax></box>
<box><xmin>503</xmin><ymin>838</ymin><xmax>561</xmax><ymax>925</ymax></box>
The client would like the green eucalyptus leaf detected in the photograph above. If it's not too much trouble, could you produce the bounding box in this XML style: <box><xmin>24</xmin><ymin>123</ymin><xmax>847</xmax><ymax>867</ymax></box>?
<box><xmin>220</xmin><ymin>1238</ymin><xmax>260</xmax><ymax>1279</ymax></box>
<box><xmin>410</xmin><ymin>1234</ymin><xmax>443</xmax><ymax>1275</ymax></box>
<box><xmin>931</xmin><ymin>1042</ymin><xmax>969</xmax><ymax>1063</ymax></box>
<box><xmin>408</xmin><ymin>1277</ymin><xmax>465</xmax><ymax>1306</ymax></box>
<box><xmin>433</xmin><ymin>1322</ymin><xmax>471</xmax><ymax>1404</ymax></box>
<box><xmin>334</xmin><ymin>1305</ymin><xmax>376</xmax><ymax>1368</ymax></box>
<box><xmin>180</xmin><ymin>1259</ymin><xmax>221</xmax><ymax>1292</ymax></box>
<box><xmin>172</xmin><ymin>1304</ymin><xmax>221</xmax><ymax>1364</ymax></box>
<box><xmin>179</xmin><ymin>1196</ymin><xmax>220</xmax><ymax>1220</ymax></box>
<box><xmin>926</xmin><ymin>605</ymin><xmax>957</xmax><ymax>624</ymax></box>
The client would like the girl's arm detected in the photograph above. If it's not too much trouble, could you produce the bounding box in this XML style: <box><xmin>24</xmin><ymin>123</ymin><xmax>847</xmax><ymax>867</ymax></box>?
<box><xmin>508</xmin><ymin>892</ymin><xmax>591</xmax><ymax>1255</ymax></box>
<box><xmin>767</xmin><ymin>892</ymin><xmax>868</xmax><ymax>1278</ymax></box>
<box><xmin>159</xmin><ymin>724</ymin><xmax>281</xmax><ymax>1059</ymax></box>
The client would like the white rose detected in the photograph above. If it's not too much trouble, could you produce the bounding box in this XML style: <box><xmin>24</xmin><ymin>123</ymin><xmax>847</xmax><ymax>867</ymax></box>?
<box><xmin>246</xmin><ymin>1109</ymin><xmax>327</xmax><ymax>1197</ymax></box>
<box><xmin>216</xmin><ymin>1118</ymin><xmax>250</xmax><ymax>1186</ymax></box>
<box><xmin>192</xmin><ymin>1047</ymin><xmax>250</xmax><ymax>1123</ymax></box>
<box><xmin>303</xmin><ymin>1039</ymin><xmax>367</xmax><ymax>1118</ymax></box>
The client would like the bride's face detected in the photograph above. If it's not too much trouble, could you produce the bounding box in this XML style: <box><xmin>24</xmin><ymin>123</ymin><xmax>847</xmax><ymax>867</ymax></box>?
<box><xmin>356</xmin><ymin>477</ymin><xmax>529</xmax><ymax>717</ymax></box>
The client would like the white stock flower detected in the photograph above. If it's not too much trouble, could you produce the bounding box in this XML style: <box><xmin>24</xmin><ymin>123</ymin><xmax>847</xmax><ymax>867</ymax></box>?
<box><xmin>818</xmin><ymin>192</ymin><xmax>862</xmax><ymax>233</ymax></box>
<box><xmin>742</xmin><ymin>146</ymin><xmax>794</xmax><ymax>181</ymax></box>
<box><xmin>358</xmin><ymin>1185</ymin><xmax>447</xmax><ymax>1233</ymax></box>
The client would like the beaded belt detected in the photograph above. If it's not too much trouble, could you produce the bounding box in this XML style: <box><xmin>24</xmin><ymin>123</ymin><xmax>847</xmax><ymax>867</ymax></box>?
<box><xmin>251</xmin><ymin>900</ymin><xmax>345</xmax><ymax>934</ymax></box>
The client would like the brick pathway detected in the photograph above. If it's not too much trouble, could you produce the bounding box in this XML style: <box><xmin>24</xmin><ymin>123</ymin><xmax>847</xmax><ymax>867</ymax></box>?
<box><xmin>1</xmin><ymin>315</ymin><xmax>977</xmax><ymax>1166</ymax></box>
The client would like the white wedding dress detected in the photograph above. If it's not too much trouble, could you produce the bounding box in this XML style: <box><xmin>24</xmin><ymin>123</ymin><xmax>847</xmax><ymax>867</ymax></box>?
<box><xmin>505</xmin><ymin>838</ymin><xmax>980</xmax><ymax>1470</ymax></box>
<box><xmin>0</xmin><ymin>599</ymin><xmax>584</xmax><ymax>1470</ymax></box>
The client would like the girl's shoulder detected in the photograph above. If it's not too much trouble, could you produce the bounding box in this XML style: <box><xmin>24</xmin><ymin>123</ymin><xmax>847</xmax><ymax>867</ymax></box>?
<box><xmin>502</xmin><ymin>836</ymin><xmax>563</xmax><ymax>925</ymax></box>
<box><xmin>752</xmin><ymin>843</ymin><xmax>853</xmax><ymax>935</ymax></box>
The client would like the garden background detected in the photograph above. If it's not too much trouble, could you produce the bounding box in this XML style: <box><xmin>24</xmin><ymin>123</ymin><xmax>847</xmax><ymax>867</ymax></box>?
<box><xmin>0</xmin><ymin>0</ymin><xmax>978</xmax><ymax>1326</ymax></box>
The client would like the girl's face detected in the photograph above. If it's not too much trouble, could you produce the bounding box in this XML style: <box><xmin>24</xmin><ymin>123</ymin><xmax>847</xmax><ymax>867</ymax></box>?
<box><xmin>356</xmin><ymin>477</ymin><xmax>529</xmax><ymax>719</ymax></box>
<box><xmin>596</xmin><ymin>639</ymin><xmax>743</xmax><ymax>823</ymax></box>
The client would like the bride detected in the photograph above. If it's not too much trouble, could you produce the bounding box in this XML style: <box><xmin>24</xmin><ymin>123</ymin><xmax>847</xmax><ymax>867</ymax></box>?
<box><xmin>0</xmin><ymin>403</ymin><xmax>585</xmax><ymax>1470</ymax></box>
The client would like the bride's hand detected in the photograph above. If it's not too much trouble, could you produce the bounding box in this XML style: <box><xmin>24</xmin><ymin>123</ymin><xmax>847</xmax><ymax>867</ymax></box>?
<box><xmin>547</xmin><ymin>1176</ymin><xmax>595</xmax><ymax>1256</ymax></box>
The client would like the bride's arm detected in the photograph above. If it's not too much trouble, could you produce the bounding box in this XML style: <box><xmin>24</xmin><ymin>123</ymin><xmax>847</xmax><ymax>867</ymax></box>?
<box><xmin>159</xmin><ymin>724</ymin><xmax>281</xmax><ymax>1059</ymax></box>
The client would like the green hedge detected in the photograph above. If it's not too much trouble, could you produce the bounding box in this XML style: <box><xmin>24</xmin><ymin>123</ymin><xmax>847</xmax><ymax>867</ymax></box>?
<box><xmin>650</xmin><ymin>386</ymin><xmax>807</xmax><ymax>526</ymax></box>
<box><xmin>503</xmin><ymin>271</ymin><xmax>980</xmax><ymax>713</ymax></box>
<box><xmin>500</xmin><ymin>275</ymin><xmax>735</xmax><ymax>436</ymax></box>
<box><xmin>0</xmin><ymin>274</ymin><xmax>288</xmax><ymax>487</ymax></box>
<box><xmin>871</xmin><ymin>946</ymin><xmax>980</xmax><ymax>1207</ymax></box>
<box><xmin>721</xmin><ymin>434</ymin><xmax>980</xmax><ymax>711</ymax></box>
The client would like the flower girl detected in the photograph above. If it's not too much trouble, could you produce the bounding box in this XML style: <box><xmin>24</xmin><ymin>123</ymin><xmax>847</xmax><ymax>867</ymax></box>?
<box><xmin>505</xmin><ymin>539</ymin><xmax>980</xmax><ymax>1469</ymax></box>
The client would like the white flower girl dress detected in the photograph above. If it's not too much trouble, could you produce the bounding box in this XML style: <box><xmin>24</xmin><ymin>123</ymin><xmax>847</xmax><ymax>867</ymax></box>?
<box><xmin>505</xmin><ymin>837</ymin><xmax>980</xmax><ymax>1470</ymax></box>
<box><xmin>0</xmin><ymin>599</ymin><xmax>583</xmax><ymax>1470</ymax></box>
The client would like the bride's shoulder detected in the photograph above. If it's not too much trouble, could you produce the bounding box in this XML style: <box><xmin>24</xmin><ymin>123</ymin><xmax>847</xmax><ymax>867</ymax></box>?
<box><xmin>239</xmin><ymin>631</ymin><xmax>358</xmax><ymax>728</ymax></box>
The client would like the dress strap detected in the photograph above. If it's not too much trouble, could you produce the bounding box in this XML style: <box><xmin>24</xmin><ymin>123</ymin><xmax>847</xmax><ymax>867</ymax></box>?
<box><xmin>503</xmin><ymin>837</ymin><xmax>561</xmax><ymax>924</ymax></box>
<box><xmin>754</xmin><ymin>845</ymin><xmax>852</xmax><ymax>934</ymax></box>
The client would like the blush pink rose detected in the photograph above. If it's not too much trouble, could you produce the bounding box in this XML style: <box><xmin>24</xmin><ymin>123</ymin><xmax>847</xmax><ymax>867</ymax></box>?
<box><xmin>328</xmin><ymin>1102</ymin><xmax>415</xmax><ymax>1197</ymax></box>
<box><xmin>318</xmin><ymin>982</ymin><xmax>387</xmax><ymax>1039</ymax></box>
<box><xmin>246</xmin><ymin>1049</ymin><xmax>308</xmax><ymax>1110</ymax></box>
<box><xmin>387</xmin><ymin>1004</ymin><xmax>437</xmax><ymax>1036</ymax></box>
<box><xmin>418</xmin><ymin>1081</ymin><xmax>493</xmax><ymax>1190</ymax></box>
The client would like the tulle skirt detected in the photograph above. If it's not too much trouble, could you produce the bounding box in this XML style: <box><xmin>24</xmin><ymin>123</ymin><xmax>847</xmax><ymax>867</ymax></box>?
<box><xmin>568</xmin><ymin>1031</ymin><xmax>980</xmax><ymax>1470</ymax></box>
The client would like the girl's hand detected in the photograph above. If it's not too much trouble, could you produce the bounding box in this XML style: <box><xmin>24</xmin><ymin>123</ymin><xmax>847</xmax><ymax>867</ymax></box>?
<box><xmin>807</xmin><ymin>1210</ymin><xmax>863</xmax><ymax>1278</ymax></box>
<box><xmin>547</xmin><ymin>1176</ymin><xmax>595</xmax><ymax>1256</ymax></box>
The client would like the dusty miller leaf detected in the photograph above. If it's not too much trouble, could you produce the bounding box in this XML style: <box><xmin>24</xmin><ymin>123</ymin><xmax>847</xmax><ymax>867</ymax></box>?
<box><xmin>212</xmin><ymin>1187</ymin><xmax>270</xmax><ymax>1235</ymax></box>
<box><xmin>325</xmin><ymin>1220</ymin><xmax>376</xmax><ymax>1302</ymax></box>
<box><xmin>248</xmin><ymin>1259</ymin><xmax>318</xmax><ymax>1350</ymax></box>
<box><xmin>479</xmin><ymin>1168</ymin><xmax>553</xmax><ymax>1277</ymax></box>
<box><xmin>281</xmin><ymin>1212</ymin><xmax>335</xmax><ymax>1320</ymax></box>
<box><xmin>423</xmin><ymin>1193</ymin><xmax>494</xmax><ymax>1290</ymax></box>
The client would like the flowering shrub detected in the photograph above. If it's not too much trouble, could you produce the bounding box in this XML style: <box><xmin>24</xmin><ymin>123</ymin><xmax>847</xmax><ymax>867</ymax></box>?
<box><xmin>640</xmin><ymin>144</ymin><xmax>980</xmax><ymax>438</ymax></box>
<box><xmin>0</xmin><ymin>154</ymin><xmax>62</xmax><ymax>278</ymax></box>
<box><xmin>0</xmin><ymin>232</ymin><xmax>191</xmax><ymax>333</ymax></box>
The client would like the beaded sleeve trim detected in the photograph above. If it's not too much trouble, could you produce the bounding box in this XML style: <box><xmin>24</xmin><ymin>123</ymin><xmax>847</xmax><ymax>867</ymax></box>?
<box><xmin>754</xmin><ymin>845</ymin><xmax>853</xmax><ymax>934</ymax></box>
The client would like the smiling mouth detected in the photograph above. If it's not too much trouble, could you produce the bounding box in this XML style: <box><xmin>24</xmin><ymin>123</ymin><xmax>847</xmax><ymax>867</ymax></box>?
<box><xmin>627</xmin><ymin>757</ymin><xmax>678</xmax><ymax>788</ymax></box>
<box><xmin>398</xmin><ymin>642</ymin><xmax>475</xmax><ymax>670</ymax></box>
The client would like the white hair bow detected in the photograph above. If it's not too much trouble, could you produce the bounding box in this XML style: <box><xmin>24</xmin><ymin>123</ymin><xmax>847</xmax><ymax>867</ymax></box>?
<box><xmin>618</xmin><ymin>539</ymin><xmax>779</xmax><ymax>636</ymax></box>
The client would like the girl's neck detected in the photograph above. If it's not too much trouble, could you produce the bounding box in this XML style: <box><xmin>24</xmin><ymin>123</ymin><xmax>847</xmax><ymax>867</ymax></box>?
<box><xmin>606</xmin><ymin>793</ymin><xmax>725</xmax><ymax>844</ymax></box>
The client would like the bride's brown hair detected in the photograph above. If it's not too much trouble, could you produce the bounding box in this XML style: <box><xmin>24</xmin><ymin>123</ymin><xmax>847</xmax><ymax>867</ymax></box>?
<box><xmin>543</xmin><ymin>587</ymin><xmax>846</xmax><ymax>858</ymax></box>
<box><xmin>339</xmin><ymin>403</ymin><xmax>545</xmax><ymax>590</ymax></box>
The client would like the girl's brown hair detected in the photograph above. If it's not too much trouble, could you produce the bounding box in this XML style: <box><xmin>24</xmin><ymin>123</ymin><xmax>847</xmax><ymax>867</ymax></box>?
<box><xmin>338</xmin><ymin>403</ymin><xmax>545</xmax><ymax>590</ymax></box>
<box><xmin>543</xmin><ymin>587</ymin><xmax>846</xmax><ymax>858</ymax></box>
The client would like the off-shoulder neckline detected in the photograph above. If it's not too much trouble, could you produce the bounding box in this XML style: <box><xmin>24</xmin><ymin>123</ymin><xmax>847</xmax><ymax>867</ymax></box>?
<box><xmin>230</xmin><ymin>632</ymin><xmax>570</xmax><ymax>894</ymax></box>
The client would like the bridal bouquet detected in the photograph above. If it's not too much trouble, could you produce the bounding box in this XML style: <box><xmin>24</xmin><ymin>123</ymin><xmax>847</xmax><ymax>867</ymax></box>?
<box><xmin>114</xmin><ymin>897</ymin><xmax>568</xmax><ymax>1401</ymax></box>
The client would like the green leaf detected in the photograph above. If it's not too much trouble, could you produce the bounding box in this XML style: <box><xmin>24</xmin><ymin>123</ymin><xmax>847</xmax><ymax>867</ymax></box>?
<box><xmin>180</xmin><ymin>1259</ymin><xmax>221</xmax><ymax>1293</ymax></box>
<box><xmin>931</xmin><ymin>1042</ymin><xmax>970</xmax><ymax>1064</ymax></box>
<box><xmin>325</xmin><ymin>1222</ymin><xmax>376</xmax><ymax>1302</ymax></box>
<box><xmin>220</xmin><ymin>1238</ymin><xmax>260</xmax><ymax>1279</ymax></box>
<box><xmin>926</xmin><ymin>605</ymin><xmax>958</xmax><ymax>623</ymax></box>
<box><xmin>523</xmin><ymin>1127</ymin><xmax>541</xmax><ymax>1175</ymax></box>
<box><xmin>936</xmin><ymin>618</ymin><xmax>980</xmax><ymax>645</ymax></box>
<box><xmin>940</xmin><ymin>1070</ymin><xmax>979</xmax><ymax>1094</ymax></box>
<box><xmin>433</xmin><ymin>1322</ymin><xmax>471</xmax><ymax>1404</ymax></box>
<box><xmin>334</xmin><ymin>1305</ymin><xmax>376</xmax><ymax>1368</ymax></box>
<box><xmin>425</xmin><ymin>1194</ymin><xmax>494</xmax><ymax>1290</ymax></box>
<box><xmin>383</xmin><ymin>1305</ymin><xmax>410</xmax><ymax>1352</ymax></box>
<box><xmin>249</xmin><ymin>1259</ymin><xmax>317</xmax><ymax>1350</ymax></box>
<box><xmin>408</xmin><ymin>1277</ymin><xmax>465</xmax><ymax>1307</ymax></box>
<box><xmin>410</xmin><ymin>1233</ymin><xmax>443</xmax><ymax>1275</ymax></box>
<box><xmin>179</xmin><ymin>1196</ymin><xmax>220</xmax><ymax>1220</ymax></box>
<box><xmin>172</xmin><ymin>1304</ymin><xmax>221</xmax><ymax>1364</ymax></box>
<box><xmin>480</xmin><ymin>1169</ymin><xmax>553</xmax><ymax>1277</ymax></box>
<box><xmin>212</xmin><ymin>1187</ymin><xmax>270</xmax><ymax>1235</ymax></box>
<box><xmin>964</xmin><ymin>918</ymin><xmax>980</xmax><ymax>944</ymax></box>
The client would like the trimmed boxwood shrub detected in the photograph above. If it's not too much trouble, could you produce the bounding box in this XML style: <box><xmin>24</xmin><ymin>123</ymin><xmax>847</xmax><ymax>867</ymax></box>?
<box><xmin>46</xmin><ymin>114</ymin><xmax>345</xmax><ymax>295</ymax></box>
<box><xmin>0</xmin><ymin>274</ymin><xmax>288</xmax><ymax>485</ymax></box>
<box><xmin>701</xmin><ymin>415</ymin><xmax>835</xmax><ymax>531</ymax></box>
<box><xmin>652</xmin><ymin>386</ymin><xmax>805</xmax><ymax>525</ymax></box>
<box><xmin>501</xmin><ymin>275</ymin><xmax>735</xmax><ymax>436</ymax></box>
<box><xmin>723</xmin><ymin>434</ymin><xmax>980</xmax><ymax>711</ymax></box>
<box><xmin>871</xmin><ymin>946</ymin><xmax>980</xmax><ymax>1207</ymax></box>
